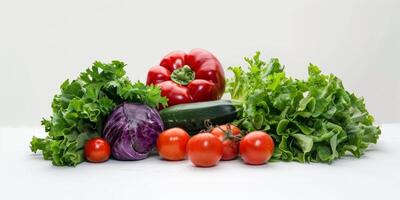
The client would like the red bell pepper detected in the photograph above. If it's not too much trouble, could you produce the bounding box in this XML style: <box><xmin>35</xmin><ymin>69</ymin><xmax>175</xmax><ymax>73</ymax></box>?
<box><xmin>146</xmin><ymin>48</ymin><xmax>225</xmax><ymax>107</ymax></box>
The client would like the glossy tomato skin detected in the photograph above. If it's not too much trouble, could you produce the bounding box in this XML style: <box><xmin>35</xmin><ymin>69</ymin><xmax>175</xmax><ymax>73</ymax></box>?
<box><xmin>157</xmin><ymin>128</ymin><xmax>190</xmax><ymax>161</ymax></box>
<box><xmin>220</xmin><ymin>140</ymin><xmax>238</xmax><ymax>161</ymax></box>
<box><xmin>84</xmin><ymin>138</ymin><xmax>111</xmax><ymax>163</ymax></box>
<box><xmin>239</xmin><ymin>131</ymin><xmax>274</xmax><ymax>165</ymax></box>
<box><xmin>187</xmin><ymin>133</ymin><xmax>223</xmax><ymax>167</ymax></box>
<box><xmin>211</xmin><ymin>124</ymin><xmax>241</xmax><ymax>140</ymax></box>
<box><xmin>211</xmin><ymin>124</ymin><xmax>241</xmax><ymax>161</ymax></box>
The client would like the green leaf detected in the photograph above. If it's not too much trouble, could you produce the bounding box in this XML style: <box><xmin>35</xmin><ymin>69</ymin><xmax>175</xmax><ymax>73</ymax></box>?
<box><xmin>292</xmin><ymin>134</ymin><xmax>313</xmax><ymax>153</ymax></box>
<box><xmin>298</xmin><ymin>95</ymin><xmax>315</xmax><ymax>112</ymax></box>
<box><xmin>293</xmin><ymin>122</ymin><xmax>315</xmax><ymax>135</ymax></box>
<box><xmin>317</xmin><ymin>145</ymin><xmax>332</xmax><ymax>162</ymax></box>
<box><xmin>30</xmin><ymin>61</ymin><xmax>167</xmax><ymax>166</ymax></box>
<box><xmin>227</xmin><ymin>52</ymin><xmax>380</xmax><ymax>163</ymax></box>
<box><xmin>277</xmin><ymin>119</ymin><xmax>289</xmax><ymax>135</ymax></box>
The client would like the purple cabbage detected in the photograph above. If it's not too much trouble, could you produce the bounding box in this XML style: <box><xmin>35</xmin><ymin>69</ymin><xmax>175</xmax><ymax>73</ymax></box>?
<box><xmin>103</xmin><ymin>103</ymin><xmax>164</xmax><ymax>160</ymax></box>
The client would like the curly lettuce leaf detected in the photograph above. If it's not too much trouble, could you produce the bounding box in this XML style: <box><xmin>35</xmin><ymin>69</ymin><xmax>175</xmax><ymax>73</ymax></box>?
<box><xmin>30</xmin><ymin>61</ymin><xmax>167</xmax><ymax>166</ymax></box>
<box><xmin>227</xmin><ymin>53</ymin><xmax>380</xmax><ymax>163</ymax></box>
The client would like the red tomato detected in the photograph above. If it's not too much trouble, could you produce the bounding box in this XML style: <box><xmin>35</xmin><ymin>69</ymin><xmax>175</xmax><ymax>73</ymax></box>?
<box><xmin>84</xmin><ymin>138</ymin><xmax>111</xmax><ymax>163</ymax></box>
<box><xmin>239</xmin><ymin>131</ymin><xmax>275</xmax><ymax>165</ymax></box>
<box><xmin>157</xmin><ymin>128</ymin><xmax>190</xmax><ymax>161</ymax></box>
<box><xmin>211</xmin><ymin>124</ymin><xmax>241</xmax><ymax>161</ymax></box>
<box><xmin>187</xmin><ymin>133</ymin><xmax>223</xmax><ymax>167</ymax></box>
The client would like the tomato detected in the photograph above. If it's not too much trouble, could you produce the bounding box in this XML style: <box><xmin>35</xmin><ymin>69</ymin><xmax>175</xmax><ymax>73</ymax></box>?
<box><xmin>211</xmin><ymin>124</ymin><xmax>241</xmax><ymax>161</ymax></box>
<box><xmin>157</xmin><ymin>128</ymin><xmax>190</xmax><ymax>161</ymax></box>
<box><xmin>239</xmin><ymin>131</ymin><xmax>275</xmax><ymax>165</ymax></box>
<box><xmin>84</xmin><ymin>138</ymin><xmax>111</xmax><ymax>163</ymax></box>
<box><xmin>187</xmin><ymin>133</ymin><xmax>223</xmax><ymax>167</ymax></box>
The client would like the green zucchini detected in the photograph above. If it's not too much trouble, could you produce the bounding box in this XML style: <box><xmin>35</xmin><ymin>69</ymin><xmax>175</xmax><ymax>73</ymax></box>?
<box><xmin>159</xmin><ymin>100</ymin><xmax>242</xmax><ymax>134</ymax></box>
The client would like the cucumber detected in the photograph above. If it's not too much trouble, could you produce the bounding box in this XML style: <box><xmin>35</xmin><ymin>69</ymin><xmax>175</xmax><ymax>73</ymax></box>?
<box><xmin>159</xmin><ymin>100</ymin><xmax>241</xmax><ymax>134</ymax></box>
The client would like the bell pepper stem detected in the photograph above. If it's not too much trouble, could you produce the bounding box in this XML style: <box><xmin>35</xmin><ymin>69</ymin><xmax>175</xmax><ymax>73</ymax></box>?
<box><xmin>171</xmin><ymin>65</ymin><xmax>195</xmax><ymax>85</ymax></box>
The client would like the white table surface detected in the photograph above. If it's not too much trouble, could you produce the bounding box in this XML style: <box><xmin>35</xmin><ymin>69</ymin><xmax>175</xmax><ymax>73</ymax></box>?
<box><xmin>0</xmin><ymin>124</ymin><xmax>399</xmax><ymax>200</ymax></box>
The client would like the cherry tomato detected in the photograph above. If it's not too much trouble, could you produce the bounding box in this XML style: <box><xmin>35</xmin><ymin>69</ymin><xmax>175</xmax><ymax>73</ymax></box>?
<box><xmin>239</xmin><ymin>131</ymin><xmax>275</xmax><ymax>165</ymax></box>
<box><xmin>157</xmin><ymin>128</ymin><xmax>190</xmax><ymax>161</ymax></box>
<box><xmin>84</xmin><ymin>138</ymin><xmax>111</xmax><ymax>163</ymax></box>
<box><xmin>187</xmin><ymin>133</ymin><xmax>223</xmax><ymax>167</ymax></box>
<box><xmin>211</xmin><ymin>124</ymin><xmax>241</xmax><ymax>161</ymax></box>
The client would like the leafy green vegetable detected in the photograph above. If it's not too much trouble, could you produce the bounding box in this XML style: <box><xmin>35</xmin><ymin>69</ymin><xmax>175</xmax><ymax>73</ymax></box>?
<box><xmin>30</xmin><ymin>61</ymin><xmax>167</xmax><ymax>166</ymax></box>
<box><xmin>227</xmin><ymin>52</ymin><xmax>380</xmax><ymax>163</ymax></box>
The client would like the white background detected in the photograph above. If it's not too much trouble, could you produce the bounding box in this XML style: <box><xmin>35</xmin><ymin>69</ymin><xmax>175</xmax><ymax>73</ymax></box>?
<box><xmin>0</xmin><ymin>0</ymin><xmax>399</xmax><ymax>126</ymax></box>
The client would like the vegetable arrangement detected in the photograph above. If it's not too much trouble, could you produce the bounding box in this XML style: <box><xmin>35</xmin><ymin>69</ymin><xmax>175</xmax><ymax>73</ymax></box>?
<box><xmin>30</xmin><ymin>61</ymin><xmax>166</xmax><ymax>166</ymax></box>
<box><xmin>30</xmin><ymin>48</ymin><xmax>380</xmax><ymax>167</ymax></box>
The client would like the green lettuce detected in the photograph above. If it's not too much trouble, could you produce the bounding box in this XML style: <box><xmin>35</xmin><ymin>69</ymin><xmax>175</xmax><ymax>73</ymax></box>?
<box><xmin>30</xmin><ymin>61</ymin><xmax>167</xmax><ymax>166</ymax></box>
<box><xmin>227</xmin><ymin>52</ymin><xmax>380</xmax><ymax>163</ymax></box>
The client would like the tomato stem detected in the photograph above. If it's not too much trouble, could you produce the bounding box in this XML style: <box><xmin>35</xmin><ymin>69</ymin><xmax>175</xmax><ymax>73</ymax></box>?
<box><xmin>217</xmin><ymin>124</ymin><xmax>242</xmax><ymax>141</ymax></box>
